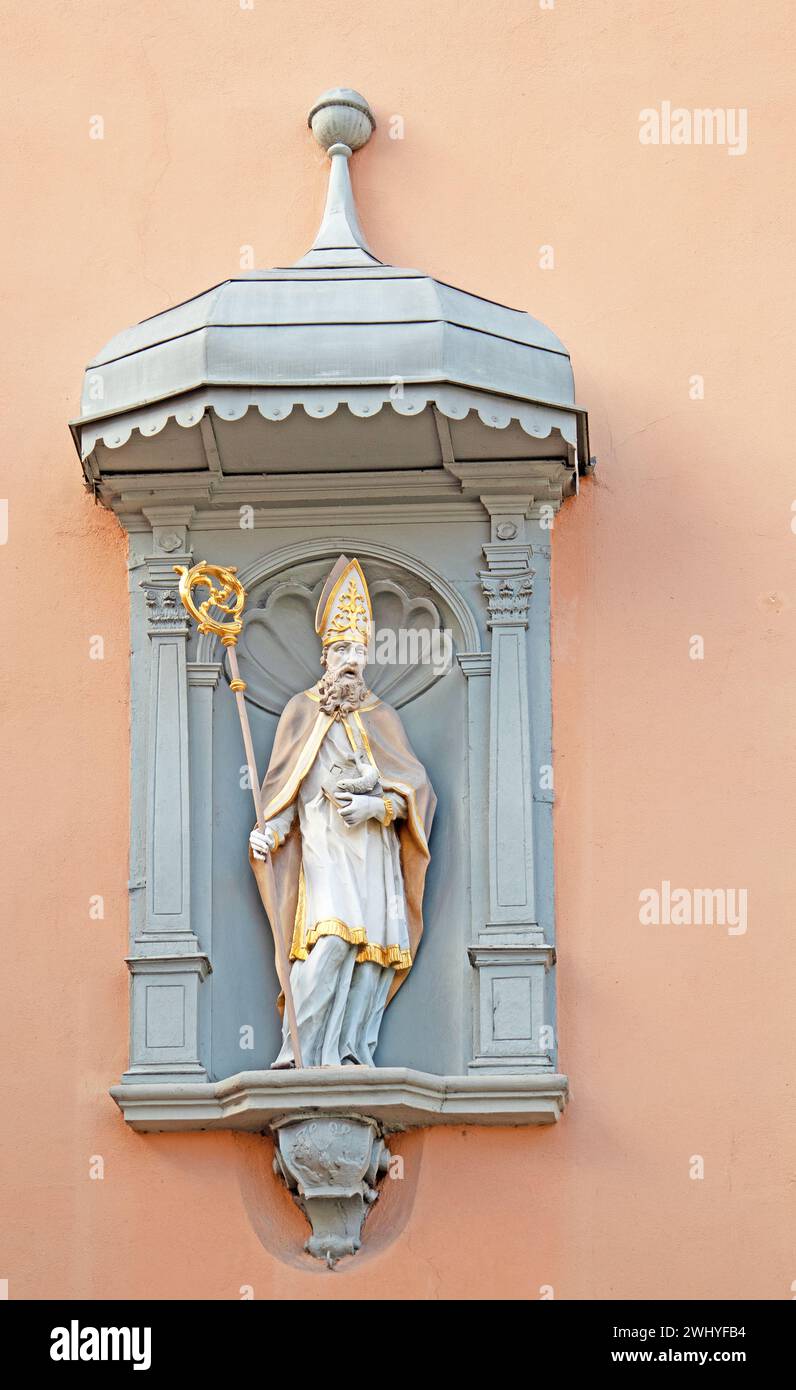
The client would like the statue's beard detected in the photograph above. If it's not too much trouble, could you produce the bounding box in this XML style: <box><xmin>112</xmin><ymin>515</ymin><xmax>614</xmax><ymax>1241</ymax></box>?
<box><xmin>317</xmin><ymin>668</ymin><xmax>368</xmax><ymax>715</ymax></box>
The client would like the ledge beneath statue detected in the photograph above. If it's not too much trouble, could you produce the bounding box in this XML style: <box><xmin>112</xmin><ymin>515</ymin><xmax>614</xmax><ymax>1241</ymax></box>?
<box><xmin>110</xmin><ymin>1066</ymin><xmax>569</xmax><ymax>1132</ymax></box>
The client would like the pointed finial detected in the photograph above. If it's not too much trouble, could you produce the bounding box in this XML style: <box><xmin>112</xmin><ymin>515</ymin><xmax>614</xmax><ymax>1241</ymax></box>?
<box><xmin>294</xmin><ymin>88</ymin><xmax>379</xmax><ymax>269</ymax></box>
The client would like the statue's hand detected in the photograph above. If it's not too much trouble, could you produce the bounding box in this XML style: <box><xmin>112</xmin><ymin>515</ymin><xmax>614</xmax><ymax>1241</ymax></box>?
<box><xmin>250</xmin><ymin>826</ymin><xmax>277</xmax><ymax>860</ymax></box>
<box><xmin>336</xmin><ymin>793</ymin><xmax>382</xmax><ymax>828</ymax></box>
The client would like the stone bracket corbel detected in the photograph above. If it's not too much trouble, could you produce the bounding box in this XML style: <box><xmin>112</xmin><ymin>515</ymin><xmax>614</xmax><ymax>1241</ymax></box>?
<box><xmin>271</xmin><ymin>1112</ymin><xmax>391</xmax><ymax>1266</ymax></box>
<box><xmin>441</xmin><ymin>458</ymin><xmax>572</xmax><ymax>519</ymax></box>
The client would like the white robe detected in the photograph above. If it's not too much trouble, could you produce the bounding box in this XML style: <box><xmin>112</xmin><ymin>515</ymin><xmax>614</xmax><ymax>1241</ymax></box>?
<box><xmin>267</xmin><ymin>718</ymin><xmax>409</xmax><ymax>1066</ymax></box>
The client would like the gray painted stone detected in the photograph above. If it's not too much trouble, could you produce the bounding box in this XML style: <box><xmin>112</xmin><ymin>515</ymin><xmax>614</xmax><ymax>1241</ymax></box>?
<box><xmin>123</xmin><ymin>511</ymin><xmax>213</xmax><ymax>1085</ymax></box>
<box><xmin>80</xmin><ymin>97</ymin><xmax>581</xmax><ymax>1129</ymax></box>
<box><xmin>110</xmin><ymin>1067</ymin><xmax>569</xmax><ymax>1130</ymax></box>
<box><xmin>468</xmin><ymin>945</ymin><xmax>556</xmax><ymax>1072</ymax></box>
<box><xmin>71</xmin><ymin>91</ymin><xmax>589</xmax><ymax>484</ymax></box>
<box><xmin>110</xmin><ymin>477</ymin><xmax>570</xmax><ymax>1103</ymax></box>
<box><xmin>272</xmin><ymin>1113</ymin><xmax>390</xmax><ymax>1266</ymax></box>
<box><xmin>122</xmin><ymin>954</ymin><xmax>210</xmax><ymax>1083</ymax></box>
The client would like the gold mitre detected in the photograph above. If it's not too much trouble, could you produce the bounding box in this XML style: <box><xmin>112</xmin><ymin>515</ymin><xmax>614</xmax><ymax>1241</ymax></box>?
<box><xmin>315</xmin><ymin>555</ymin><xmax>372</xmax><ymax>647</ymax></box>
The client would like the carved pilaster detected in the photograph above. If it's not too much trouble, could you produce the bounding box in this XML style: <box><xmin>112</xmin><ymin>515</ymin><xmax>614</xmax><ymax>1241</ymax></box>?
<box><xmin>478</xmin><ymin>500</ymin><xmax>538</xmax><ymax>937</ymax></box>
<box><xmin>467</xmin><ymin>493</ymin><xmax>554</xmax><ymax>1075</ymax></box>
<box><xmin>457</xmin><ymin>650</ymin><xmax>491</xmax><ymax>1023</ymax></box>
<box><xmin>141</xmin><ymin>558</ymin><xmax>192</xmax><ymax>938</ymax></box>
<box><xmin>123</xmin><ymin>510</ymin><xmax>210</xmax><ymax>1084</ymax></box>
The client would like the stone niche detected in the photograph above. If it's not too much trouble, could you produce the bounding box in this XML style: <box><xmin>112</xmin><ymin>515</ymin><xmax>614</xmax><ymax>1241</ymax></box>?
<box><xmin>115</xmin><ymin>492</ymin><xmax>571</xmax><ymax>1086</ymax></box>
<box><xmin>72</xmin><ymin>88</ymin><xmax>590</xmax><ymax>1262</ymax></box>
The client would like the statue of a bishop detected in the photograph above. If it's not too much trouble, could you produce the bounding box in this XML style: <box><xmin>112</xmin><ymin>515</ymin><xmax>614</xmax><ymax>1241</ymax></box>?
<box><xmin>249</xmin><ymin>556</ymin><xmax>436</xmax><ymax>1068</ymax></box>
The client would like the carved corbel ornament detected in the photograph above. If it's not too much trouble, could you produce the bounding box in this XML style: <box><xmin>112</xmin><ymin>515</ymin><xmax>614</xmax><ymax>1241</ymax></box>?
<box><xmin>142</xmin><ymin>504</ymin><xmax>195</xmax><ymax>559</ymax></box>
<box><xmin>271</xmin><ymin>1112</ymin><xmax>391</xmax><ymax>1267</ymax></box>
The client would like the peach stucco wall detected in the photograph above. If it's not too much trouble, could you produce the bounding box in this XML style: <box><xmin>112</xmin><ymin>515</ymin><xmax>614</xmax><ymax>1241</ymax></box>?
<box><xmin>1</xmin><ymin>0</ymin><xmax>793</xmax><ymax>1298</ymax></box>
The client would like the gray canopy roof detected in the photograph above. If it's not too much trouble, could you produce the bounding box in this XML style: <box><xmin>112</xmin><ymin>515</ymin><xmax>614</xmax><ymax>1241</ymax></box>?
<box><xmin>71</xmin><ymin>91</ymin><xmax>588</xmax><ymax>483</ymax></box>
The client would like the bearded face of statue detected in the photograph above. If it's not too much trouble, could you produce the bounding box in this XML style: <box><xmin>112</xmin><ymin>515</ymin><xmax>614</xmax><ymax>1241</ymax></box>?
<box><xmin>317</xmin><ymin>639</ymin><xmax>368</xmax><ymax>714</ymax></box>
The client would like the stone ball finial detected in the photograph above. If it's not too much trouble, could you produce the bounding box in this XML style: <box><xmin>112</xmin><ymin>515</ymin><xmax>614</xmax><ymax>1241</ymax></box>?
<box><xmin>308</xmin><ymin>88</ymin><xmax>375</xmax><ymax>154</ymax></box>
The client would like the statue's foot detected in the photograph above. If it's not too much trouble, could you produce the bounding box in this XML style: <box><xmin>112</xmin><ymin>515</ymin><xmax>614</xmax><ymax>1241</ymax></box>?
<box><xmin>270</xmin><ymin>1059</ymin><xmax>296</xmax><ymax>1070</ymax></box>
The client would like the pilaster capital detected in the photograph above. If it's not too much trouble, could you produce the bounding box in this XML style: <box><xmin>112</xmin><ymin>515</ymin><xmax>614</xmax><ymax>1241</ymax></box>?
<box><xmin>187</xmin><ymin>661</ymin><xmax>223</xmax><ymax>688</ymax></box>
<box><xmin>141</xmin><ymin>551</ymin><xmax>192</xmax><ymax>635</ymax></box>
<box><xmin>479</xmin><ymin>570</ymin><xmax>535</xmax><ymax>628</ymax></box>
<box><xmin>457</xmin><ymin>651</ymin><xmax>491</xmax><ymax>679</ymax></box>
<box><xmin>142</xmin><ymin>583</ymin><xmax>189</xmax><ymax>635</ymax></box>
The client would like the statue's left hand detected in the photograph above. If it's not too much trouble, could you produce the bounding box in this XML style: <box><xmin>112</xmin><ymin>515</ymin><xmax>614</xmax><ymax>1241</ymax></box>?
<box><xmin>336</xmin><ymin>793</ymin><xmax>382</xmax><ymax>828</ymax></box>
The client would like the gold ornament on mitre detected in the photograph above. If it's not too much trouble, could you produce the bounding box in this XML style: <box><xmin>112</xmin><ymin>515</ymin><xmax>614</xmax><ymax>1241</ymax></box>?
<box><xmin>315</xmin><ymin>555</ymin><xmax>372</xmax><ymax>648</ymax></box>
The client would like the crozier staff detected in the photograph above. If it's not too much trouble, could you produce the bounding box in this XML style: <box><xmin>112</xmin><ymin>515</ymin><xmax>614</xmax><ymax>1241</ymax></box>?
<box><xmin>174</xmin><ymin>560</ymin><xmax>303</xmax><ymax>1067</ymax></box>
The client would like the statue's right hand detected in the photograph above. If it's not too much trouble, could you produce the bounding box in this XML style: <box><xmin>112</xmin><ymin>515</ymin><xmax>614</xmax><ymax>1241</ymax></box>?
<box><xmin>249</xmin><ymin>827</ymin><xmax>275</xmax><ymax>861</ymax></box>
